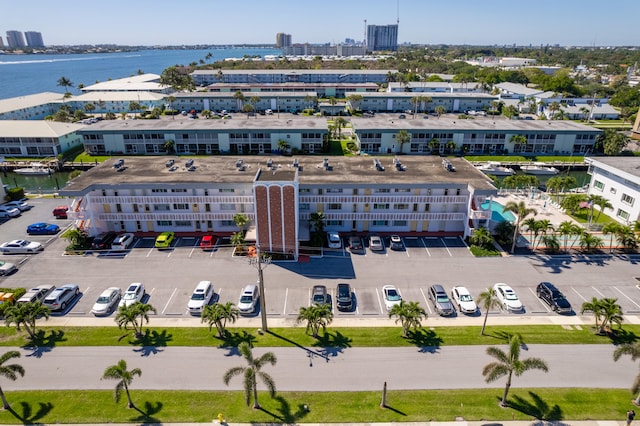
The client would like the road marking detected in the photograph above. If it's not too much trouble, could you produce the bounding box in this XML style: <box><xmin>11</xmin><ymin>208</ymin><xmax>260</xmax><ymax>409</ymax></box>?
<box><xmin>441</xmin><ymin>238</ymin><xmax>453</xmax><ymax>257</ymax></box>
<box><xmin>614</xmin><ymin>286</ymin><xmax>640</xmax><ymax>309</ymax></box>
<box><xmin>458</xmin><ymin>236</ymin><xmax>469</xmax><ymax>248</ymax></box>
<box><xmin>283</xmin><ymin>288</ymin><xmax>288</xmax><ymax>315</ymax></box>
<box><xmin>528</xmin><ymin>287</ymin><xmax>550</xmax><ymax>312</ymax></box>
<box><xmin>161</xmin><ymin>288</ymin><xmax>177</xmax><ymax>315</ymax></box>
<box><xmin>592</xmin><ymin>286</ymin><xmax>606</xmax><ymax>297</ymax></box>
<box><xmin>419</xmin><ymin>238</ymin><xmax>431</xmax><ymax>256</ymax></box>
<box><xmin>571</xmin><ymin>287</ymin><xmax>588</xmax><ymax>303</ymax></box>
<box><xmin>419</xmin><ymin>287</ymin><xmax>432</xmax><ymax>314</ymax></box>
<box><xmin>376</xmin><ymin>287</ymin><xmax>384</xmax><ymax>314</ymax></box>
<box><xmin>146</xmin><ymin>247</ymin><xmax>154</xmax><ymax>257</ymax></box>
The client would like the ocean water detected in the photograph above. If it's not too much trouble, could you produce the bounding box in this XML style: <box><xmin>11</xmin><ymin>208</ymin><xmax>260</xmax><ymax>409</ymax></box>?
<box><xmin>0</xmin><ymin>47</ymin><xmax>282</xmax><ymax>99</ymax></box>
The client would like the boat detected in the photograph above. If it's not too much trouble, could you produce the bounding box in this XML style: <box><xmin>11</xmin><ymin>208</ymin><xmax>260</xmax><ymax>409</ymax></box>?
<box><xmin>13</xmin><ymin>162</ymin><xmax>53</xmax><ymax>175</ymax></box>
<box><xmin>474</xmin><ymin>162</ymin><xmax>515</xmax><ymax>176</ymax></box>
<box><xmin>520</xmin><ymin>162</ymin><xmax>559</xmax><ymax>175</ymax></box>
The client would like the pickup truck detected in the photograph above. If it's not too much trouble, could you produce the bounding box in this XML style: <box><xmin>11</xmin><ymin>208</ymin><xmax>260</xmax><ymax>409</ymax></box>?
<box><xmin>17</xmin><ymin>285</ymin><xmax>56</xmax><ymax>304</ymax></box>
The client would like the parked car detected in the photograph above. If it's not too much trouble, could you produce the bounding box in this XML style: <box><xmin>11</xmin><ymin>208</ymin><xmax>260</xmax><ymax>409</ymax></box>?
<box><xmin>52</xmin><ymin>206</ymin><xmax>69</xmax><ymax>219</ymax></box>
<box><xmin>536</xmin><ymin>281</ymin><xmax>572</xmax><ymax>314</ymax></box>
<box><xmin>369</xmin><ymin>235</ymin><xmax>384</xmax><ymax>251</ymax></box>
<box><xmin>90</xmin><ymin>231</ymin><xmax>117</xmax><ymax>250</ymax></box>
<box><xmin>27</xmin><ymin>222</ymin><xmax>60</xmax><ymax>235</ymax></box>
<box><xmin>187</xmin><ymin>280</ymin><xmax>214</xmax><ymax>315</ymax></box>
<box><xmin>111</xmin><ymin>233</ymin><xmax>135</xmax><ymax>251</ymax></box>
<box><xmin>119</xmin><ymin>283</ymin><xmax>145</xmax><ymax>307</ymax></box>
<box><xmin>382</xmin><ymin>285</ymin><xmax>402</xmax><ymax>311</ymax></box>
<box><xmin>311</xmin><ymin>285</ymin><xmax>329</xmax><ymax>306</ymax></box>
<box><xmin>91</xmin><ymin>287</ymin><xmax>122</xmax><ymax>315</ymax></box>
<box><xmin>0</xmin><ymin>206</ymin><xmax>20</xmax><ymax>218</ymax></box>
<box><xmin>347</xmin><ymin>236</ymin><xmax>363</xmax><ymax>252</ymax></box>
<box><xmin>43</xmin><ymin>284</ymin><xmax>79</xmax><ymax>311</ymax></box>
<box><xmin>428</xmin><ymin>284</ymin><xmax>455</xmax><ymax>316</ymax></box>
<box><xmin>390</xmin><ymin>235</ymin><xmax>403</xmax><ymax>251</ymax></box>
<box><xmin>3</xmin><ymin>200</ymin><xmax>31</xmax><ymax>211</ymax></box>
<box><xmin>0</xmin><ymin>239</ymin><xmax>44</xmax><ymax>254</ymax></box>
<box><xmin>200</xmin><ymin>235</ymin><xmax>215</xmax><ymax>250</ymax></box>
<box><xmin>0</xmin><ymin>260</ymin><xmax>17</xmax><ymax>276</ymax></box>
<box><xmin>155</xmin><ymin>231</ymin><xmax>175</xmax><ymax>249</ymax></box>
<box><xmin>451</xmin><ymin>286</ymin><xmax>477</xmax><ymax>314</ymax></box>
<box><xmin>336</xmin><ymin>283</ymin><xmax>353</xmax><ymax>311</ymax></box>
<box><xmin>326</xmin><ymin>232</ymin><xmax>342</xmax><ymax>249</ymax></box>
<box><xmin>18</xmin><ymin>285</ymin><xmax>55</xmax><ymax>304</ymax></box>
<box><xmin>238</xmin><ymin>284</ymin><xmax>259</xmax><ymax>314</ymax></box>
<box><xmin>493</xmin><ymin>283</ymin><xmax>523</xmax><ymax>312</ymax></box>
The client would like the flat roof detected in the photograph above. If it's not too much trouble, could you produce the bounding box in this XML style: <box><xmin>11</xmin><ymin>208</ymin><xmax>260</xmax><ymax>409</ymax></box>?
<box><xmin>350</xmin><ymin>92</ymin><xmax>496</xmax><ymax>99</ymax></box>
<box><xmin>175</xmin><ymin>91</ymin><xmax>318</xmax><ymax>99</ymax></box>
<box><xmin>207</xmin><ymin>82</ymin><xmax>379</xmax><ymax>88</ymax></box>
<box><xmin>60</xmin><ymin>155</ymin><xmax>495</xmax><ymax>195</ymax></box>
<box><xmin>81</xmin><ymin>73</ymin><xmax>165</xmax><ymax>91</ymax></box>
<box><xmin>0</xmin><ymin>92</ymin><xmax>63</xmax><ymax>113</ymax></box>
<box><xmin>71</xmin><ymin>91</ymin><xmax>166</xmax><ymax>102</ymax></box>
<box><xmin>587</xmin><ymin>157</ymin><xmax>640</xmax><ymax>180</ymax></box>
<box><xmin>191</xmin><ymin>69</ymin><xmax>397</xmax><ymax>75</ymax></box>
<box><xmin>0</xmin><ymin>120</ymin><xmax>86</xmax><ymax>138</ymax></box>
<box><xmin>78</xmin><ymin>115</ymin><xmax>329</xmax><ymax>132</ymax></box>
<box><xmin>350</xmin><ymin>115</ymin><xmax>601</xmax><ymax>133</ymax></box>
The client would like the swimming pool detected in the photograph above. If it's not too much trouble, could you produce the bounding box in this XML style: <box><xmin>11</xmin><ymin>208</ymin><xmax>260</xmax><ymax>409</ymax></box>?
<box><xmin>480</xmin><ymin>200</ymin><xmax>516</xmax><ymax>223</ymax></box>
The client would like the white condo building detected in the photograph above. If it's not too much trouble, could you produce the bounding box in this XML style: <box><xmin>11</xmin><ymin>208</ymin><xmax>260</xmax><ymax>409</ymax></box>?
<box><xmin>586</xmin><ymin>157</ymin><xmax>640</xmax><ymax>225</ymax></box>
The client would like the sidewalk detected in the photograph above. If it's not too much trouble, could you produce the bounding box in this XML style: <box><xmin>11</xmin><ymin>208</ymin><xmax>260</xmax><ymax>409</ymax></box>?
<box><xmin>59</xmin><ymin>421</ymin><xmax>629</xmax><ymax>426</ymax></box>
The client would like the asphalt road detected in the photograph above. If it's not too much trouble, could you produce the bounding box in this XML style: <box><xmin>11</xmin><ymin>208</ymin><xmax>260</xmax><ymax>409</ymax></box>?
<box><xmin>6</xmin><ymin>344</ymin><xmax>635</xmax><ymax>392</ymax></box>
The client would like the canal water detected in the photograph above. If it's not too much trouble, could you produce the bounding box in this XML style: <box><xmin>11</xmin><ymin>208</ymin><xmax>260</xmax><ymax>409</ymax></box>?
<box><xmin>1</xmin><ymin>170</ymin><xmax>74</xmax><ymax>193</ymax></box>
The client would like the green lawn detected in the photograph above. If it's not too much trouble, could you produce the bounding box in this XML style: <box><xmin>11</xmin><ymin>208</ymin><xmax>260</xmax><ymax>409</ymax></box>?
<box><xmin>0</xmin><ymin>388</ymin><xmax>631</xmax><ymax>424</ymax></box>
<box><xmin>0</xmin><ymin>323</ymin><xmax>632</xmax><ymax>348</ymax></box>
<box><xmin>465</xmin><ymin>155</ymin><xmax>585</xmax><ymax>163</ymax></box>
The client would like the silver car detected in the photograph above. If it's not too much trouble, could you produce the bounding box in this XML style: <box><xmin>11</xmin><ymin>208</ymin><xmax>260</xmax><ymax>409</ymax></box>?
<box><xmin>428</xmin><ymin>284</ymin><xmax>455</xmax><ymax>316</ymax></box>
<box><xmin>91</xmin><ymin>287</ymin><xmax>122</xmax><ymax>316</ymax></box>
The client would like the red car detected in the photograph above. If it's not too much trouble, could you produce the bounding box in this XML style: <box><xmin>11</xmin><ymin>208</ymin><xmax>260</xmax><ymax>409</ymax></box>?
<box><xmin>200</xmin><ymin>235</ymin><xmax>215</xmax><ymax>250</ymax></box>
<box><xmin>52</xmin><ymin>206</ymin><xmax>69</xmax><ymax>219</ymax></box>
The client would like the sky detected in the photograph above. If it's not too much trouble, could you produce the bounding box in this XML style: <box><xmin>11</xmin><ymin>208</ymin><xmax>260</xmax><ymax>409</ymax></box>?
<box><xmin>1</xmin><ymin>0</ymin><xmax>639</xmax><ymax>47</ymax></box>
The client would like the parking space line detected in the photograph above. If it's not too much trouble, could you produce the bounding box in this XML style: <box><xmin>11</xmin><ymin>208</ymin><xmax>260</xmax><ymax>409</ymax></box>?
<box><xmin>161</xmin><ymin>288</ymin><xmax>177</xmax><ymax>315</ymax></box>
<box><xmin>571</xmin><ymin>287</ymin><xmax>588</xmax><ymax>303</ymax></box>
<box><xmin>376</xmin><ymin>288</ymin><xmax>384</xmax><ymax>314</ymax></box>
<box><xmin>146</xmin><ymin>247</ymin><xmax>154</xmax><ymax>257</ymax></box>
<box><xmin>458</xmin><ymin>236</ymin><xmax>469</xmax><ymax>248</ymax></box>
<box><xmin>419</xmin><ymin>238</ymin><xmax>431</xmax><ymax>256</ymax></box>
<box><xmin>188</xmin><ymin>245</ymin><xmax>197</xmax><ymax>257</ymax></box>
<box><xmin>614</xmin><ymin>287</ymin><xmax>640</xmax><ymax>309</ymax></box>
<box><xmin>592</xmin><ymin>286</ymin><xmax>606</xmax><ymax>297</ymax></box>
<box><xmin>528</xmin><ymin>287</ymin><xmax>550</xmax><ymax>312</ymax></box>
<box><xmin>283</xmin><ymin>288</ymin><xmax>288</xmax><ymax>315</ymax></box>
<box><xmin>441</xmin><ymin>238</ymin><xmax>453</xmax><ymax>257</ymax></box>
<box><xmin>419</xmin><ymin>287</ymin><xmax>432</xmax><ymax>314</ymax></box>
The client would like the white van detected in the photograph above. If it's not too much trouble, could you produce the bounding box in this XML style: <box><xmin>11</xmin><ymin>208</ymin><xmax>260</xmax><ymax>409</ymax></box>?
<box><xmin>237</xmin><ymin>284</ymin><xmax>259</xmax><ymax>314</ymax></box>
<box><xmin>187</xmin><ymin>280</ymin><xmax>214</xmax><ymax>315</ymax></box>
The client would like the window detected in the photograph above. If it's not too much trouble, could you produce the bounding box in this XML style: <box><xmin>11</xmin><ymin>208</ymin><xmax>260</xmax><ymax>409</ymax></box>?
<box><xmin>394</xmin><ymin>203</ymin><xmax>409</xmax><ymax>210</ymax></box>
<box><xmin>326</xmin><ymin>188</ymin><xmax>343</xmax><ymax>193</ymax></box>
<box><xmin>622</xmin><ymin>193</ymin><xmax>635</xmax><ymax>206</ymax></box>
<box><xmin>374</xmin><ymin>203</ymin><xmax>389</xmax><ymax>210</ymax></box>
<box><xmin>327</xmin><ymin>203</ymin><xmax>341</xmax><ymax>210</ymax></box>
<box><xmin>156</xmin><ymin>220</ymin><xmax>172</xmax><ymax>226</ymax></box>
<box><xmin>299</xmin><ymin>203</ymin><xmax>310</xmax><ymax>211</ymax></box>
<box><xmin>221</xmin><ymin>220</ymin><xmax>235</xmax><ymax>226</ymax></box>
<box><xmin>220</xmin><ymin>204</ymin><xmax>236</xmax><ymax>210</ymax></box>
<box><xmin>299</xmin><ymin>188</ymin><xmax>311</xmax><ymax>193</ymax></box>
<box><xmin>219</xmin><ymin>188</ymin><xmax>235</xmax><ymax>193</ymax></box>
<box><xmin>617</xmin><ymin>209</ymin><xmax>630</xmax><ymax>220</ymax></box>
<box><xmin>151</xmin><ymin>188</ymin><xmax>168</xmax><ymax>193</ymax></box>
<box><xmin>154</xmin><ymin>204</ymin><xmax>171</xmax><ymax>211</ymax></box>
<box><xmin>395</xmin><ymin>188</ymin><xmax>411</xmax><ymax>193</ymax></box>
<box><xmin>373</xmin><ymin>220</ymin><xmax>388</xmax><ymax>226</ymax></box>
<box><xmin>327</xmin><ymin>220</ymin><xmax>343</xmax><ymax>226</ymax></box>
<box><xmin>393</xmin><ymin>220</ymin><xmax>407</xmax><ymax>226</ymax></box>
<box><xmin>593</xmin><ymin>180</ymin><xmax>604</xmax><ymax>191</ymax></box>
<box><xmin>376</xmin><ymin>188</ymin><xmax>391</xmax><ymax>193</ymax></box>
<box><xmin>175</xmin><ymin>220</ymin><xmax>192</xmax><ymax>227</ymax></box>
<box><xmin>171</xmin><ymin>188</ymin><xmax>187</xmax><ymax>193</ymax></box>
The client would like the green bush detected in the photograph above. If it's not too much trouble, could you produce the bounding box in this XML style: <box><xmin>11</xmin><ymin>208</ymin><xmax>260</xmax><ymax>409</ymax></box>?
<box><xmin>5</xmin><ymin>187</ymin><xmax>25</xmax><ymax>201</ymax></box>
<box><xmin>469</xmin><ymin>245</ymin><xmax>501</xmax><ymax>257</ymax></box>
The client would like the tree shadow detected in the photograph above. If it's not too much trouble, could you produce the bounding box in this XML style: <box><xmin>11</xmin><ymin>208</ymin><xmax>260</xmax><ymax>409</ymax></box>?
<box><xmin>381</xmin><ymin>404</ymin><xmax>408</xmax><ymax>416</ymax></box>
<box><xmin>129</xmin><ymin>329</ymin><xmax>172</xmax><ymax>356</ymax></box>
<box><xmin>609</xmin><ymin>328</ymin><xmax>639</xmax><ymax>345</ymax></box>
<box><xmin>485</xmin><ymin>330</ymin><xmax>516</xmax><ymax>343</ymax></box>
<box><xmin>220</xmin><ymin>330</ymin><xmax>257</xmax><ymax>351</ymax></box>
<box><xmin>6</xmin><ymin>401</ymin><xmax>54</xmax><ymax>424</ymax></box>
<box><xmin>313</xmin><ymin>330</ymin><xmax>352</xmax><ymax>350</ymax></box>
<box><xmin>406</xmin><ymin>329</ymin><xmax>443</xmax><ymax>353</ymax></box>
<box><xmin>23</xmin><ymin>330</ymin><xmax>66</xmax><ymax>357</ymax></box>
<box><xmin>267</xmin><ymin>330</ymin><xmax>333</xmax><ymax>361</ymax></box>
<box><xmin>129</xmin><ymin>400</ymin><xmax>163</xmax><ymax>423</ymax></box>
<box><xmin>508</xmin><ymin>391</ymin><xmax>564</xmax><ymax>421</ymax></box>
<box><xmin>270</xmin><ymin>395</ymin><xmax>309</xmax><ymax>424</ymax></box>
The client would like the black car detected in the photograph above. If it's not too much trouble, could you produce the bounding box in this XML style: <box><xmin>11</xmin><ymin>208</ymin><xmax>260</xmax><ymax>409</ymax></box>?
<box><xmin>336</xmin><ymin>283</ymin><xmax>353</xmax><ymax>311</ymax></box>
<box><xmin>91</xmin><ymin>231</ymin><xmax>117</xmax><ymax>250</ymax></box>
<box><xmin>348</xmin><ymin>236</ymin><xmax>363</xmax><ymax>251</ymax></box>
<box><xmin>536</xmin><ymin>282</ymin><xmax>572</xmax><ymax>314</ymax></box>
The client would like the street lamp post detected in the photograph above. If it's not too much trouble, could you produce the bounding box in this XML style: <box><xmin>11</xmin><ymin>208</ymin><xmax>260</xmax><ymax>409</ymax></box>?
<box><xmin>249</xmin><ymin>245</ymin><xmax>271</xmax><ymax>332</ymax></box>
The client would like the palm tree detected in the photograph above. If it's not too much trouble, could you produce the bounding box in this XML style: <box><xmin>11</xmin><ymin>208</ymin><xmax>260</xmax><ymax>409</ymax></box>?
<box><xmin>84</xmin><ymin>102</ymin><xmax>96</xmax><ymax>117</ymax></box>
<box><xmin>335</xmin><ymin>117</ymin><xmax>347</xmax><ymax>140</ymax></box>
<box><xmin>57</xmin><ymin>76</ymin><xmax>74</xmax><ymax>95</ymax></box>
<box><xmin>396</xmin><ymin>130</ymin><xmax>411</xmax><ymax>154</ymax></box>
<box><xmin>428</xmin><ymin>138</ymin><xmax>440</xmax><ymax>154</ymax></box>
<box><xmin>296</xmin><ymin>304</ymin><xmax>333</xmax><ymax>338</ymax></box>
<box><xmin>523</xmin><ymin>217</ymin><xmax>538</xmax><ymax>246</ymax></box>
<box><xmin>588</xmin><ymin>194</ymin><xmax>613</xmax><ymax>223</ymax></box>
<box><xmin>469</xmin><ymin>228</ymin><xmax>493</xmax><ymax>249</ymax></box>
<box><xmin>309</xmin><ymin>211</ymin><xmax>326</xmax><ymax>234</ymax></box>
<box><xmin>477</xmin><ymin>287</ymin><xmax>502</xmax><ymax>335</ymax></box>
<box><xmin>534</xmin><ymin>219</ymin><xmax>554</xmax><ymax>250</ymax></box>
<box><xmin>613</xmin><ymin>342</ymin><xmax>640</xmax><ymax>405</ymax></box>
<box><xmin>581</xmin><ymin>297</ymin><xmax>603</xmax><ymax>330</ymax></box>
<box><xmin>223</xmin><ymin>342</ymin><xmax>277</xmax><ymax>409</ymax></box>
<box><xmin>502</xmin><ymin>201</ymin><xmax>537</xmax><ymax>253</ymax></box>
<box><xmin>3</xmin><ymin>301</ymin><xmax>50</xmax><ymax>340</ymax></box>
<box><xmin>233</xmin><ymin>90</ymin><xmax>246</xmax><ymax>111</ymax></box>
<box><xmin>602</xmin><ymin>222</ymin><xmax>621</xmax><ymax>252</ymax></box>
<box><xmin>231</xmin><ymin>232</ymin><xmax>245</xmax><ymax>251</ymax></box>
<box><xmin>434</xmin><ymin>105</ymin><xmax>446</xmax><ymax>118</ymax></box>
<box><xmin>0</xmin><ymin>351</ymin><xmax>24</xmax><ymax>409</ymax></box>
<box><xmin>556</xmin><ymin>220</ymin><xmax>580</xmax><ymax>252</ymax></box>
<box><xmin>115</xmin><ymin>303</ymin><xmax>157</xmax><ymax>337</ymax></box>
<box><xmin>388</xmin><ymin>300</ymin><xmax>427</xmax><ymax>337</ymax></box>
<box><xmin>201</xmin><ymin>302</ymin><xmax>239</xmax><ymax>339</ymax></box>
<box><xmin>482</xmin><ymin>334</ymin><xmax>549</xmax><ymax>407</ymax></box>
<box><xmin>102</xmin><ymin>359</ymin><xmax>142</xmax><ymax>409</ymax></box>
<box><xmin>599</xmin><ymin>298</ymin><xmax>623</xmax><ymax>334</ymax></box>
<box><xmin>579</xmin><ymin>232</ymin><xmax>603</xmax><ymax>253</ymax></box>
<box><xmin>616</xmin><ymin>225</ymin><xmax>639</xmax><ymax>251</ymax></box>
<box><xmin>548</xmin><ymin>102</ymin><xmax>561</xmax><ymax>120</ymax></box>
<box><xmin>277</xmin><ymin>139</ymin><xmax>290</xmax><ymax>154</ymax></box>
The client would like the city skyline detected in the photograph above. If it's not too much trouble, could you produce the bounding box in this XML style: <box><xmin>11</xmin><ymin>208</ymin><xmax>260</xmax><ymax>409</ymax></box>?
<box><xmin>2</xmin><ymin>0</ymin><xmax>640</xmax><ymax>47</ymax></box>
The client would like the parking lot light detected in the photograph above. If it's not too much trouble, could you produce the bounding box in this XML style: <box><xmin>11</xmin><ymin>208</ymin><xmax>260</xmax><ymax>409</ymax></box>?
<box><xmin>248</xmin><ymin>245</ymin><xmax>271</xmax><ymax>332</ymax></box>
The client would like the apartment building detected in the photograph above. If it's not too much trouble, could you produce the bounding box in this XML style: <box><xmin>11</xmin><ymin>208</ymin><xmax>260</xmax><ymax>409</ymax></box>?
<box><xmin>0</xmin><ymin>120</ymin><xmax>85</xmax><ymax>157</ymax></box>
<box><xmin>366</xmin><ymin>24</ymin><xmax>398</xmax><ymax>52</ymax></box>
<box><xmin>347</xmin><ymin>92</ymin><xmax>499</xmax><ymax>114</ymax></box>
<box><xmin>585</xmin><ymin>157</ymin><xmax>640</xmax><ymax>225</ymax></box>
<box><xmin>191</xmin><ymin>69</ymin><xmax>395</xmax><ymax>86</ymax></box>
<box><xmin>59</xmin><ymin>156</ymin><xmax>497</xmax><ymax>257</ymax></box>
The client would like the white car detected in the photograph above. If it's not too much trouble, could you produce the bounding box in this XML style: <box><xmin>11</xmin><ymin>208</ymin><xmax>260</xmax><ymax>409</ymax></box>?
<box><xmin>0</xmin><ymin>206</ymin><xmax>20</xmax><ymax>218</ymax></box>
<box><xmin>91</xmin><ymin>287</ymin><xmax>122</xmax><ymax>316</ymax></box>
<box><xmin>187</xmin><ymin>280</ymin><xmax>214</xmax><ymax>315</ymax></box>
<box><xmin>237</xmin><ymin>284</ymin><xmax>259</xmax><ymax>314</ymax></box>
<box><xmin>382</xmin><ymin>285</ymin><xmax>402</xmax><ymax>311</ymax></box>
<box><xmin>0</xmin><ymin>260</ymin><xmax>17</xmax><ymax>276</ymax></box>
<box><xmin>111</xmin><ymin>233</ymin><xmax>135</xmax><ymax>251</ymax></box>
<box><xmin>0</xmin><ymin>239</ymin><xmax>44</xmax><ymax>254</ymax></box>
<box><xmin>326</xmin><ymin>232</ymin><xmax>342</xmax><ymax>249</ymax></box>
<box><xmin>369</xmin><ymin>235</ymin><xmax>384</xmax><ymax>251</ymax></box>
<box><xmin>493</xmin><ymin>283</ymin><xmax>523</xmax><ymax>313</ymax></box>
<box><xmin>43</xmin><ymin>284</ymin><xmax>79</xmax><ymax>311</ymax></box>
<box><xmin>451</xmin><ymin>286</ymin><xmax>477</xmax><ymax>314</ymax></box>
<box><xmin>119</xmin><ymin>283</ymin><xmax>145</xmax><ymax>307</ymax></box>
<box><xmin>3</xmin><ymin>200</ymin><xmax>31</xmax><ymax>211</ymax></box>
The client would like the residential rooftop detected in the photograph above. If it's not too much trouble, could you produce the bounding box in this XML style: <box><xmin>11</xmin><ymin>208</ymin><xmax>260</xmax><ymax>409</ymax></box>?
<box><xmin>0</xmin><ymin>120</ymin><xmax>86</xmax><ymax>138</ymax></box>
<box><xmin>191</xmin><ymin>69</ymin><xmax>397</xmax><ymax>76</ymax></box>
<box><xmin>587</xmin><ymin>157</ymin><xmax>640</xmax><ymax>180</ymax></box>
<box><xmin>0</xmin><ymin>92</ymin><xmax>62</xmax><ymax>114</ymax></box>
<box><xmin>80</xmin><ymin>73</ymin><xmax>167</xmax><ymax>92</ymax></box>
<box><xmin>60</xmin><ymin>155</ymin><xmax>495</xmax><ymax>195</ymax></box>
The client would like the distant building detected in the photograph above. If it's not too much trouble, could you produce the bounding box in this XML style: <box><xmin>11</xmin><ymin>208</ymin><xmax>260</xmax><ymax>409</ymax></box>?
<box><xmin>0</xmin><ymin>37</ymin><xmax>4</xmax><ymax>48</ymax></box>
<box><xmin>632</xmin><ymin>107</ymin><xmax>640</xmax><ymax>140</ymax></box>
<box><xmin>282</xmin><ymin>44</ymin><xmax>365</xmax><ymax>56</ymax></box>
<box><xmin>276</xmin><ymin>33</ymin><xmax>292</xmax><ymax>48</ymax></box>
<box><xmin>5</xmin><ymin>31</ymin><xmax>25</xmax><ymax>49</ymax></box>
<box><xmin>366</xmin><ymin>24</ymin><xmax>398</xmax><ymax>52</ymax></box>
<box><xmin>24</xmin><ymin>31</ymin><xmax>44</xmax><ymax>48</ymax></box>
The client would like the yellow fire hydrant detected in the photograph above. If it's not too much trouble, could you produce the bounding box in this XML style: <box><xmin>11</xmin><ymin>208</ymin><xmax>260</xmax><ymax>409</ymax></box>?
<box><xmin>217</xmin><ymin>413</ymin><xmax>225</xmax><ymax>424</ymax></box>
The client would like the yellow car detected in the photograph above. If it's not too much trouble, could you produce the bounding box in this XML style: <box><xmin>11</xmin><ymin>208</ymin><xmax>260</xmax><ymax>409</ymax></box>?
<box><xmin>155</xmin><ymin>232</ymin><xmax>175</xmax><ymax>249</ymax></box>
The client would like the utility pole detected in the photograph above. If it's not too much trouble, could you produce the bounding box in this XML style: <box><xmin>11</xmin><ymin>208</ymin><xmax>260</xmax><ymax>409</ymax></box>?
<box><xmin>249</xmin><ymin>245</ymin><xmax>271</xmax><ymax>332</ymax></box>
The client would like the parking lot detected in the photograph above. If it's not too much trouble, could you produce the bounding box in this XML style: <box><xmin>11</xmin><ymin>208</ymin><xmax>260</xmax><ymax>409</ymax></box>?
<box><xmin>2</xmin><ymin>197</ymin><xmax>640</xmax><ymax>323</ymax></box>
